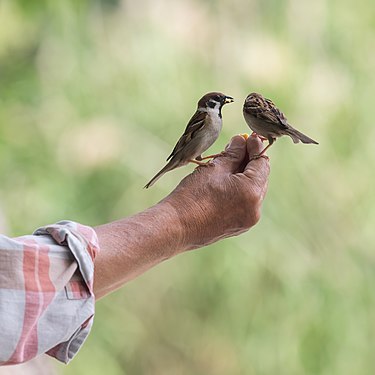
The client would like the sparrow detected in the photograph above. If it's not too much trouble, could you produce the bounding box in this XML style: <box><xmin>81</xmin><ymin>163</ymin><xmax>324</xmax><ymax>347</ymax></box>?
<box><xmin>144</xmin><ymin>92</ymin><xmax>234</xmax><ymax>188</ymax></box>
<box><xmin>243</xmin><ymin>92</ymin><xmax>318</xmax><ymax>158</ymax></box>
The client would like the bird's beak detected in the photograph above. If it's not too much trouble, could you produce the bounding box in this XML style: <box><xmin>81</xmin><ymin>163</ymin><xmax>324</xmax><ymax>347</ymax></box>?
<box><xmin>224</xmin><ymin>96</ymin><xmax>234</xmax><ymax>104</ymax></box>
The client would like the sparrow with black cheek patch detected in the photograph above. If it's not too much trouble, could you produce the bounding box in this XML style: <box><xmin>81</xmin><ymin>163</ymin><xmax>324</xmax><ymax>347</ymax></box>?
<box><xmin>243</xmin><ymin>92</ymin><xmax>318</xmax><ymax>159</ymax></box>
<box><xmin>144</xmin><ymin>92</ymin><xmax>234</xmax><ymax>188</ymax></box>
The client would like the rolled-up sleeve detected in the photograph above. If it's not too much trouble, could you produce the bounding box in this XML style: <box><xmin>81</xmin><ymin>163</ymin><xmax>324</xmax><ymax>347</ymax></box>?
<box><xmin>0</xmin><ymin>221</ymin><xmax>100</xmax><ymax>365</ymax></box>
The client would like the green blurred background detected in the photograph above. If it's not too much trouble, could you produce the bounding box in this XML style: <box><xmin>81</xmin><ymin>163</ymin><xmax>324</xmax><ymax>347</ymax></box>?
<box><xmin>0</xmin><ymin>0</ymin><xmax>374</xmax><ymax>374</ymax></box>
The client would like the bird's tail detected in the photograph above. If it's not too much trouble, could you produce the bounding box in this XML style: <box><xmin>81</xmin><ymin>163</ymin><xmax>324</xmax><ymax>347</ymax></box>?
<box><xmin>285</xmin><ymin>127</ymin><xmax>319</xmax><ymax>145</ymax></box>
<box><xmin>144</xmin><ymin>159</ymin><xmax>179</xmax><ymax>189</ymax></box>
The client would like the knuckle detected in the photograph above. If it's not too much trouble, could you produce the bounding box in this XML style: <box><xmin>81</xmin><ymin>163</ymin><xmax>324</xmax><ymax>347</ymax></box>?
<box><xmin>252</xmin><ymin>204</ymin><xmax>262</xmax><ymax>225</ymax></box>
<box><xmin>242</xmin><ymin>187</ymin><xmax>263</xmax><ymax>227</ymax></box>
<box><xmin>243</xmin><ymin>203</ymin><xmax>261</xmax><ymax>228</ymax></box>
<box><xmin>250</xmin><ymin>184</ymin><xmax>264</xmax><ymax>203</ymax></box>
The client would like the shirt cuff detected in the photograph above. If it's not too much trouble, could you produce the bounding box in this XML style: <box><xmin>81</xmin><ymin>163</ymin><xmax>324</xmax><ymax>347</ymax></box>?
<box><xmin>33</xmin><ymin>220</ymin><xmax>100</xmax><ymax>364</ymax></box>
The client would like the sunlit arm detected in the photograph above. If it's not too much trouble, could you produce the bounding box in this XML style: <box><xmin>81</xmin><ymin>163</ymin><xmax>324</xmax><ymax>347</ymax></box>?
<box><xmin>93</xmin><ymin>135</ymin><xmax>270</xmax><ymax>300</ymax></box>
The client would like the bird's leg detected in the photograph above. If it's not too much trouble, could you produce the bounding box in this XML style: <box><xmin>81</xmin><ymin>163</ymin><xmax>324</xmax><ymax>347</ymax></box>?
<box><xmin>199</xmin><ymin>152</ymin><xmax>226</xmax><ymax>160</ymax></box>
<box><xmin>188</xmin><ymin>159</ymin><xmax>210</xmax><ymax>166</ymax></box>
<box><xmin>249</xmin><ymin>138</ymin><xmax>275</xmax><ymax>161</ymax></box>
<box><xmin>193</xmin><ymin>154</ymin><xmax>218</xmax><ymax>164</ymax></box>
<box><xmin>254</xmin><ymin>143</ymin><xmax>272</xmax><ymax>159</ymax></box>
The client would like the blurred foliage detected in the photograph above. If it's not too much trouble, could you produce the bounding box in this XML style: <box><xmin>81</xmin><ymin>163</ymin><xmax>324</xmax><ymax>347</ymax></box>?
<box><xmin>1</xmin><ymin>0</ymin><xmax>375</xmax><ymax>374</ymax></box>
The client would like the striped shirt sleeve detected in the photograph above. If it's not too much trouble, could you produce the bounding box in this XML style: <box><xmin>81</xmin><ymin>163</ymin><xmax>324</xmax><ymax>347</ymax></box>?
<box><xmin>0</xmin><ymin>220</ymin><xmax>100</xmax><ymax>365</ymax></box>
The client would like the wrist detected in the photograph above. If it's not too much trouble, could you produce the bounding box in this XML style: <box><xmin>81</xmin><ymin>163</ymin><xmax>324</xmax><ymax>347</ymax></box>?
<box><xmin>145</xmin><ymin>201</ymin><xmax>186</xmax><ymax>257</ymax></box>
<box><xmin>160</xmin><ymin>191</ymin><xmax>213</xmax><ymax>252</ymax></box>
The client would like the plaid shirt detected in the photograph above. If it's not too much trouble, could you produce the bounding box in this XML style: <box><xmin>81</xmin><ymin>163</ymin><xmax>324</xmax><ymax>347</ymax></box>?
<box><xmin>0</xmin><ymin>221</ymin><xmax>99</xmax><ymax>365</ymax></box>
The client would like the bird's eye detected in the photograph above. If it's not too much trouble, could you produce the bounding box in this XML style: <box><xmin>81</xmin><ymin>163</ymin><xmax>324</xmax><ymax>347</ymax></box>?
<box><xmin>207</xmin><ymin>99</ymin><xmax>217</xmax><ymax>108</ymax></box>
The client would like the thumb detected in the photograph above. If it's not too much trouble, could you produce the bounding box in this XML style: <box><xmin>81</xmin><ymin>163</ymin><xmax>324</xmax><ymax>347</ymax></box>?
<box><xmin>247</xmin><ymin>134</ymin><xmax>264</xmax><ymax>157</ymax></box>
<box><xmin>213</xmin><ymin>135</ymin><xmax>247</xmax><ymax>173</ymax></box>
<box><xmin>243</xmin><ymin>135</ymin><xmax>270</xmax><ymax>189</ymax></box>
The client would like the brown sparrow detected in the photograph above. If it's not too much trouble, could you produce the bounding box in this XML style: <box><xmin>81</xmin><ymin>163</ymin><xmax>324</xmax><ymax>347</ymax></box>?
<box><xmin>243</xmin><ymin>92</ymin><xmax>318</xmax><ymax>158</ymax></box>
<box><xmin>144</xmin><ymin>92</ymin><xmax>234</xmax><ymax>188</ymax></box>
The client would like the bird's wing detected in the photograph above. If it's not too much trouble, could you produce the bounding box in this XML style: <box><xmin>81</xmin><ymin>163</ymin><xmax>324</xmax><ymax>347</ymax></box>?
<box><xmin>166</xmin><ymin>110</ymin><xmax>207</xmax><ymax>161</ymax></box>
<box><xmin>264</xmin><ymin>98</ymin><xmax>289</xmax><ymax>127</ymax></box>
<box><xmin>247</xmin><ymin>97</ymin><xmax>289</xmax><ymax>129</ymax></box>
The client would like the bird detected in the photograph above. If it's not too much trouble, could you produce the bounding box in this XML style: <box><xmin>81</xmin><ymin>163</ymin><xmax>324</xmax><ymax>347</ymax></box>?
<box><xmin>243</xmin><ymin>92</ymin><xmax>318</xmax><ymax>159</ymax></box>
<box><xmin>144</xmin><ymin>92</ymin><xmax>234</xmax><ymax>188</ymax></box>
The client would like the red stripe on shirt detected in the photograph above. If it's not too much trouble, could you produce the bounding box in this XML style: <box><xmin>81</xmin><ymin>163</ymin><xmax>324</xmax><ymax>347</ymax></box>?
<box><xmin>77</xmin><ymin>223</ymin><xmax>99</xmax><ymax>260</ymax></box>
<box><xmin>7</xmin><ymin>239</ymin><xmax>55</xmax><ymax>364</ymax></box>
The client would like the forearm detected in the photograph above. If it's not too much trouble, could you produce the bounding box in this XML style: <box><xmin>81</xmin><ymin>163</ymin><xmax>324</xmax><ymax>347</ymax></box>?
<box><xmin>92</xmin><ymin>135</ymin><xmax>269</xmax><ymax>300</ymax></box>
<box><xmin>93</xmin><ymin>202</ymin><xmax>183</xmax><ymax>299</ymax></box>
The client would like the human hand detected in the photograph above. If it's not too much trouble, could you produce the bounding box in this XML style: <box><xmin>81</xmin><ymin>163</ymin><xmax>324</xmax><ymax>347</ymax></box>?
<box><xmin>160</xmin><ymin>134</ymin><xmax>270</xmax><ymax>251</ymax></box>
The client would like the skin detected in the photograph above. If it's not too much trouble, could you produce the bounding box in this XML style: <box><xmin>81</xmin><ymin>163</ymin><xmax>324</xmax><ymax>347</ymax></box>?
<box><xmin>93</xmin><ymin>135</ymin><xmax>270</xmax><ymax>300</ymax></box>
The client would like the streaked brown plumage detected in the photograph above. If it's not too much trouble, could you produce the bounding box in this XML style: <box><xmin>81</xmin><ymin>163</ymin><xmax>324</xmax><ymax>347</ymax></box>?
<box><xmin>243</xmin><ymin>92</ymin><xmax>318</xmax><ymax>158</ymax></box>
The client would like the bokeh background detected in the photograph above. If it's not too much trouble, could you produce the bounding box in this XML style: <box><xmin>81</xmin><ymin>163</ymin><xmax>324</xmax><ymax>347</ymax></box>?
<box><xmin>1</xmin><ymin>0</ymin><xmax>374</xmax><ymax>374</ymax></box>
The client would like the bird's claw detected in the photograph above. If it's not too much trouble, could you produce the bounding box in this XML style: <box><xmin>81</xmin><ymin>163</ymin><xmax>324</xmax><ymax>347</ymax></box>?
<box><xmin>214</xmin><ymin>151</ymin><xmax>228</xmax><ymax>158</ymax></box>
<box><xmin>249</xmin><ymin>154</ymin><xmax>270</xmax><ymax>162</ymax></box>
